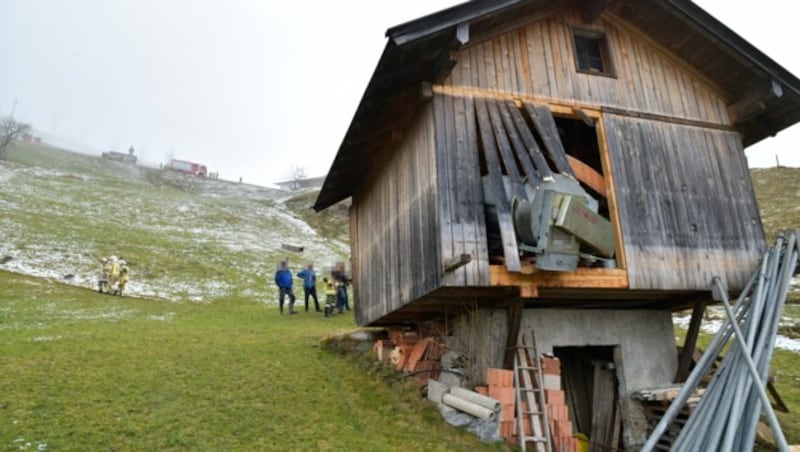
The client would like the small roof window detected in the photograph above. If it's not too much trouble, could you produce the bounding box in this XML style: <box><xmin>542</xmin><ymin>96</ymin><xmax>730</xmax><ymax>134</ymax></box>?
<box><xmin>573</xmin><ymin>28</ymin><xmax>615</xmax><ymax>77</ymax></box>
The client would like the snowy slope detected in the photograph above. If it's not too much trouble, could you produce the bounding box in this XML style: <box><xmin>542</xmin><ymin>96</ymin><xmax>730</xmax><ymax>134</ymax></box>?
<box><xmin>0</xmin><ymin>143</ymin><xmax>350</xmax><ymax>303</ymax></box>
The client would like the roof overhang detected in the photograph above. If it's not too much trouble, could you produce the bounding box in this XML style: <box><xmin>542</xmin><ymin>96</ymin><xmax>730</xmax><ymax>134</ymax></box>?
<box><xmin>314</xmin><ymin>0</ymin><xmax>800</xmax><ymax>211</ymax></box>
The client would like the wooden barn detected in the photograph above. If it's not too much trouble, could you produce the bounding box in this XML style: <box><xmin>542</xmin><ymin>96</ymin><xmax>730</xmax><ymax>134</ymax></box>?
<box><xmin>314</xmin><ymin>0</ymin><xmax>800</xmax><ymax>448</ymax></box>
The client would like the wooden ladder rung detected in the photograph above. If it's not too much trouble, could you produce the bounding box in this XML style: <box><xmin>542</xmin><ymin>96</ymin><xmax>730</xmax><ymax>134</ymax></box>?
<box><xmin>522</xmin><ymin>436</ymin><xmax>548</xmax><ymax>442</ymax></box>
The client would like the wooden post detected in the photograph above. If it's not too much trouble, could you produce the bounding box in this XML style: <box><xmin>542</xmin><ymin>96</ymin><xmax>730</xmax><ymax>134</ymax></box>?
<box><xmin>675</xmin><ymin>301</ymin><xmax>706</xmax><ymax>383</ymax></box>
<box><xmin>503</xmin><ymin>300</ymin><xmax>524</xmax><ymax>369</ymax></box>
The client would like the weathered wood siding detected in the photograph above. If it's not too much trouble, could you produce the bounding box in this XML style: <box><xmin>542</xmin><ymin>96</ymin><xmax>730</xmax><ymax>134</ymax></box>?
<box><xmin>447</xmin><ymin>6</ymin><xmax>729</xmax><ymax>125</ymax></box>
<box><xmin>603</xmin><ymin>114</ymin><xmax>765</xmax><ymax>290</ymax></box>
<box><xmin>352</xmin><ymin>103</ymin><xmax>441</xmax><ymax>325</ymax></box>
<box><xmin>433</xmin><ymin>91</ymin><xmax>491</xmax><ymax>287</ymax></box>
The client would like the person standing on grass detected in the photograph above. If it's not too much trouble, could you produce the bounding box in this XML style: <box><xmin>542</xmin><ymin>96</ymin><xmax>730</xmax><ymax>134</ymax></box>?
<box><xmin>322</xmin><ymin>277</ymin><xmax>337</xmax><ymax>317</ymax></box>
<box><xmin>333</xmin><ymin>262</ymin><xmax>351</xmax><ymax>313</ymax></box>
<box><xmin>296</xmin><ymin>263</ymin><xmax>320</xmax><ymax>313</ymax></box>
<box><xmin>274</xmin><ymin>261</ymin><xmax>297</xmax><ymax>315</ymax></box>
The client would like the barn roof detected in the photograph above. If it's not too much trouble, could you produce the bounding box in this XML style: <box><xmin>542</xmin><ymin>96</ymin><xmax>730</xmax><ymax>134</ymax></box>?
<box><xmin>314</xmin><ymin>0</ymin><xmax>800</xmax><ymax>211</ymax></box>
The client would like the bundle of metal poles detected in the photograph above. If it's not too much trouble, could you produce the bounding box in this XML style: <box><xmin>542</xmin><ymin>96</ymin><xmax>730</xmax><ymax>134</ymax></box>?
<box><xmin>643</xmin><ymin>231</ymin><xmax>799</xmax><ymax>452</ymax></box>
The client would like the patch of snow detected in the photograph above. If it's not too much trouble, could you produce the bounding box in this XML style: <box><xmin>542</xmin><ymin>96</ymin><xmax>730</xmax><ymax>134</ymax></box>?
<box><xmin>147</xmin><ymin>312</ymin><xmax>175</xmax><ymax>322</ymax></box>
<box><xmin>30</xmin><ymin>335</ymin><xmax>62</xmax><ymax>342</ymax></box>
<box><xmin>673</xmin><ymin>311</ymin><xmax>800</xmax><ymax>353</ymax></box>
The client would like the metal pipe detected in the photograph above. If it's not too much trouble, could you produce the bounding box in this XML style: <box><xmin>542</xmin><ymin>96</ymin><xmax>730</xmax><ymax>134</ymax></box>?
<box><xmin>742</xmin><ymin>235</ymin><xmax>797</xmax><ymax>448</ymax></box>
<box><xmin>641</xmin><ymin>271</ymin><xmax>758</xmax><ymax>452</ymax></box>
<box><xmin>712</xmin><ymin>277</ymin><xmax>789</xmax><ymax>452</ymax></box>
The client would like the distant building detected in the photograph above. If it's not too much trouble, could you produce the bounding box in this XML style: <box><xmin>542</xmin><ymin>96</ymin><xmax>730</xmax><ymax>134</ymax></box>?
<box><xmin>102</xmin><ymin>150</ymin><xmax>137</xmax><ymax>164</ymax></box>
<box><xmin>274</xmin><ymin>176</ymin><xmax>325</xmax><ymax>191</ymax></box>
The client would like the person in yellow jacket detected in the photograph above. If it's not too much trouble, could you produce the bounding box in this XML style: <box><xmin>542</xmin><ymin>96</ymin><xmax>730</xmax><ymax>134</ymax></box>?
<box><xmin>108</xmin><ymin>256</ymin><xmax>121</xmax><ymax>293</ymax></box>
<box><xmin>115</xmin><ymin>260</ymin><xmax>128</xmax><ymax>296</ymax></box>
<box><xmin>322</xmin><ymin>277</ymin><xmax>337</xmax><ymax>317</ymax></box>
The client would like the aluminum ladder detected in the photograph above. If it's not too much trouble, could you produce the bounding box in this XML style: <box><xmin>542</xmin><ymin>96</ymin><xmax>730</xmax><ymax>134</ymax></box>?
<box><xmin>513</xmin><ymin>330</ymin><xmax>552</xmax><ymax>452</ymax></box>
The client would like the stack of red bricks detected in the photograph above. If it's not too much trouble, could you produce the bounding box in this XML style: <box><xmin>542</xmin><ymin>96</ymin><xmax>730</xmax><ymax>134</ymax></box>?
<box><xmin>404</xmin><ymin>338</ymin><xmax>444</xmax><ymax>383</ymax></box>
<box><xmin>473</xmin><ymin>358</ymin><xmax>579</xmax><ymax>450</ymax></box>
<box><xmin>541</xmin><ymin>356</ymin><xmax>579</xmax><ymax>452</ymax></box>
<box><xmin>481</xmin><ymin>368</ymin><xmax>516</xmax><ymax>438</ymax></box>
<box><xmin>375</xmin><ymin>328</ymin><xmax>445</xmax><ymax>382</ymax></box>
<box><xmin>384</xmin><ymin>329</ymin><xmax>419</xmax><ymax>371</ymax></box>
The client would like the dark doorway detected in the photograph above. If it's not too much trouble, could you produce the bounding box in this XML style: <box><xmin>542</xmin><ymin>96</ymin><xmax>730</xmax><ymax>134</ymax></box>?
<box><xmin>553</xmin><ymin>346</ymin><xmax>622</xmax><ymax>451</ymax></box>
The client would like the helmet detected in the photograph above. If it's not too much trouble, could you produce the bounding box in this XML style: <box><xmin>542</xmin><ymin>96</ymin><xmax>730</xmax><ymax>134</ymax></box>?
<box><xmin>110</xmin><ymin>256</ymin><xmax>118</xmax><ymax>262</ymax></box>
<box><xmin>119</xmin><ymin>260</ymin><xmax>126</xmax><ymax>266</ymax></box>
<box><xmin>101</xmin><ymin>257</ymin><xmax>108</xmax><ymax>263</ymax></box>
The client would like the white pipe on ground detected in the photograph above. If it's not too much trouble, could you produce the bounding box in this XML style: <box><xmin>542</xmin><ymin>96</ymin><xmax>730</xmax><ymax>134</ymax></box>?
<box><xmin>448</xmin><ymin>387</ymin><xmax>501</xmax><ymax>411</ymax></box>
<box><xmin>442</xmin><ymin>393</ymin><xmax>497</xmax><ymax>421</ymax></box>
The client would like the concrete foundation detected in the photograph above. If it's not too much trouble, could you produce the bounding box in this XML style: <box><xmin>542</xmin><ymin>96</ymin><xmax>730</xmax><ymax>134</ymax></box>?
<box><xmin>449</xmin><ymin>307</ymin><xmax>678</xmax><ymax>449</ymax></box>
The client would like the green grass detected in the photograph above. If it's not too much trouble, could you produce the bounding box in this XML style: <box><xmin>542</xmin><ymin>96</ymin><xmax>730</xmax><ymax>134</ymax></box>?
<box><xmin>0</xmin><ymin>271</ymin><xmax>500</xmax><ymax>451</ymax></box>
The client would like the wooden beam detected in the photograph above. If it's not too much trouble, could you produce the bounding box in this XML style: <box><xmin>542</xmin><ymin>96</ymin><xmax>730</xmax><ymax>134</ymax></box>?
<box><xmin>486</xmin><ymin>99</ymin><xmax>527</xmax><ymax>201</ymax></box>
<box><xmin>444</xmin><ymin>253</ymin><xmax>471</xmax><ymax>273</ymax></box>
<box><xmin>566</xmin><ymin>154</ymin><xmax>606</xmax><ymax>197</ymax></box>
<box><xmin>675</xmin><ymin>301</ymin><xmax>706</xmax><ymax>383</ymax></box>
<box><xmin>504</xmin><ymin>100</ymin><xmax>554</xmax><ymax>181</ymax></box>
<box><xmin>502</xmin><ymin>300</ymin><xmax>524</xmax><ymax>369</ymax></box>
<box><xmin>767</xmin><ymin>378</ymin><xmax>790</xmax><ymax>413</ymax></box>
<box><xmin>281</xmin><ymin>243</ymin><xmax>304</xmax><ymax>252</ymax></box>
<box><xmin>475</xmin><ymin>98</ymin><xmax>522</xmax><ymax>272</ymax></box>
<box><xmin>524</xmin><ymin>102</ymin><xmax>577</xmax><ymax>177</ymax></box>
<box><xmin>496</xmin><ymin>100</ymin><xmax>542</xmax><ymax>186</ymax></box>
<box><xmin>490</xmin><ymin>264</ymin><xmax>628</xmax><ymax>289</ymax></box>
<box><xmin>573</xmin><ymin>107</ymin><xmax>595</xmax><ymax>127</ymax></box>
<box><xmin>728</xmin><ymin>79</ymin><xmax>783</xmax><ymax>125</ymax></box>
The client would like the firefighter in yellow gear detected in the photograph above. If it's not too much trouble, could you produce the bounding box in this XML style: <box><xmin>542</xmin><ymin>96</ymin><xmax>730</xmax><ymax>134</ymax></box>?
<box><xmin>116</xmin><ymin>260</ymin><xmax>129</xmax><ymax>296</ymax></box>
<box><xmin>323</xmin><ymin>277</ymin><xmax>337</xmax><ymax>317</ymax></box>
<box><xmin>108</xmin><ymin>257</ymin><xmax>121</xmax><ymax>293</ymax></box>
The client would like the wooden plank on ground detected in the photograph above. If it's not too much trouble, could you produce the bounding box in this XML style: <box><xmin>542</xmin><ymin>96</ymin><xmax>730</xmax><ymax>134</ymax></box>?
<box><xmin>475</xmin><ymin>98</ymin><xmax>521</xmax><ymax>272</ymax></box>
<box><xmin>524</xmin><ymin>102</ymin><xmax>575</xmax><ymax>177</ymax></box>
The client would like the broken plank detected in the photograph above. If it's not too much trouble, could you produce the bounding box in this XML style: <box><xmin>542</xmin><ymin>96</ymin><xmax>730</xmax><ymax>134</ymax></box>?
<box><xmin>505</xmin><ymin>100</ymin><xmax>554</xmax><ymax>181</ymax></box>
<box><xmin>475</xmin><ymin>98</ymin><xmax>522</xmax><ymax>272</ymax></box>
<box><xmin>444</xmin><ymin>253</ymin><xmax>472</xmax><ymax>273</ymax></box>
<box><xmin>566</xmin><ymin>154</ymin><xmax>606</xmax><ymax>197</ymax></box>
<box><xmin>497</xmin><ymin>100</ymin><xmax>542</xmax><ymax>186</ymax></box>
<box><xmin>524</xmin><ymin>102</ymin><xmax>576</xmax><ymax>177</ymax></box>
<box><xmin>486</xmin><ymin>99</ymin><xmax>527</xmax><ymax>201</ymax></box>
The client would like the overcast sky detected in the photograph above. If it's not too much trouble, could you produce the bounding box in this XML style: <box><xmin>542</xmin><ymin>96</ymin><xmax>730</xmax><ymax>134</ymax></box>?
<box><xmin>0</xmin><ymin>1</ymin><xmax>798</xmax><ymax>187</ymax></box>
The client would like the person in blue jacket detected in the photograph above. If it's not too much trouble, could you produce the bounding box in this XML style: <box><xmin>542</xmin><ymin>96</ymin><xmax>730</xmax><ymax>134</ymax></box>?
<box><xmin>296</xmin><ymin>263</ymin><xmax>320</xmax><ymax>313</ymax></box>
<box><xmin>274</xmin><ymin>261</ymin><xmax>297</xmax><ymax>315</ymax></box>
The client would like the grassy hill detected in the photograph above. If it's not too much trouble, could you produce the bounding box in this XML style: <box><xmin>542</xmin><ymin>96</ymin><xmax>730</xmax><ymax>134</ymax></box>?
<box><xmin>1</xmin><ymin>141</ymin><xmax>798</xmax><ymax>449</ymax></box>
<box><xmin>751</xmin><ymin>166</ymin><xmax>800</xmax><ymax>243</ymax></box>
<box><xmin>0</xmin><ymin>142</ymin><xmax>350</xmax><ymax>303</ymax></box>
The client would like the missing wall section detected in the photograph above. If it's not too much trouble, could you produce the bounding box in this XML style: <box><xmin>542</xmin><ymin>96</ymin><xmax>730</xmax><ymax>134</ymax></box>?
<box><xmin>554</xmin><ymin>345</ymin><xmax>623</xmax><ymax>451</ymax></box>
<box><xmin>475</xmin><ymin>99</ymin><xmax>617</xmax><ymax>271</ymax></box>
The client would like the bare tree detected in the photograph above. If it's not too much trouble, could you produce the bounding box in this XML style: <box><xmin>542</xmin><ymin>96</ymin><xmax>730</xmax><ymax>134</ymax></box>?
<box><xmin>288</xmin><ymin>164</ymin><xmax>307</xmax><ymax>190</ymax></box>
<box><xmin>0</xmin><ymin>115</ymin><xmax>31</xmax><ymax>160</ymax></box>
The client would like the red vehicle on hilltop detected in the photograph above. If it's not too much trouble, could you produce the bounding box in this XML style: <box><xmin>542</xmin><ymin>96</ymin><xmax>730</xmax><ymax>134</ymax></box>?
<box><xmin>167</xmin><ymin>159</ymin><xmax>207</xmax><ymax>177</ymax></box>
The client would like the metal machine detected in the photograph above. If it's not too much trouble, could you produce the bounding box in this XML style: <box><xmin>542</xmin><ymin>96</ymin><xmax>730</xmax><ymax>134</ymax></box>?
<box><xmin>484</xmin><ymin>174</ymin><xmax>615</xmax><ymax>271</ymax></box>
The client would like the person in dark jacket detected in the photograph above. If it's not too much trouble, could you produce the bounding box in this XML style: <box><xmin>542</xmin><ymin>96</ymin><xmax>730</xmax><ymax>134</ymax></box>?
<box><xmin>332</xmin><ymin>262</ymin><xmax>351</xmax><ymax>313</ymax></box>
<box><xmin>274</xmin><ymin>261</ymin><xmax>296</xmax><ymax>314</ymax></box>
<box><xmin>296</xmin><ymin>263</ymin><xmax>320</xmax><ymax>312</ymax></box>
